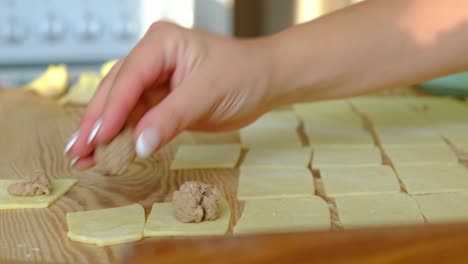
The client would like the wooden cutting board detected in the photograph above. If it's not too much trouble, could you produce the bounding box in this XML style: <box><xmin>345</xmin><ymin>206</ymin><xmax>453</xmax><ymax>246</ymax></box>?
<box><xmin>0</xmin><ymin>90</ymin><xmax>250</xmax><ymax>263</ymax></box>
<box><xmin>0</xmin><ymin>88</ymin><xmax>429</xmax><ymax>263</ymax></box>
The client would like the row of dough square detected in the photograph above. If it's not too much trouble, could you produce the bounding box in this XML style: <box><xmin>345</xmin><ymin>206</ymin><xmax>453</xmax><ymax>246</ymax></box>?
<box><xmin>67</xmin><ymin>200</ymin><xmax>232</xmax><ymax>246</ymax></box>
<box><xmin>171</xmin><ymin>144</ymin><xmax>467</xmax><ymax>181</ymax></box>
<box><xmin>170</xmin><ymin>145</ymin><xmax>384</xmax><ymax>170</ymax></box>
<box><xmin>66</xmin><ymin>196</ymin><xmax>332</xmax><ymax>245</ymax></box>
<box><xmin>66</xmin><ymin>190</ymin><xmax>468</xmax><ymax>245</ymax></box>
<box><xmin>319</xmin><ymin>163</ymin><xmax>468</xmax><ymax>197</ymax></box>
<box><xmin>241</xmin><ymin>97</ymin><xmax>468</xmax><ymax>151</ymax></box>
<box><xmin>336</xmin><ymin>192</ymin><xmax>468</xmax><ymax>228</ymax></box>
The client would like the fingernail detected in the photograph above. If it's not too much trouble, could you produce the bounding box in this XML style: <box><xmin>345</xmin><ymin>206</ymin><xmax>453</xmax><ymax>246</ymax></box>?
<box><xmin>87</xmin><ymin>118</ymin><xmax>102</xmax><ymax>144</ymax></box>
<box><xmin>64</xmin><ymin>132</ymin><xmax>79</xmax><ymax>154</ymax></box>
<box><xmin>136</xmin><ymin>128</ymin><xmax>160</xmax><ymax>158</ymax></box>
<box><xmin>69</xmin><ymin>157</ymin><xmax>79</xmax><ymax>168</ymax></box>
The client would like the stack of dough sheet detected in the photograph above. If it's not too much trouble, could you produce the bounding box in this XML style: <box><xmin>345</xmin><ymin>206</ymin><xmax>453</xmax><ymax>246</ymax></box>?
<box><xmin>319</xmin><ymin>165</ymin><xmax>401</xmax><ymax>197</ymax></box>
<box><xmin>375</xmin><ymin>127</ymin><xmax>447</xmax><ymax>147</ymax></box>
<box><xmin>414</xmin><ymin>192</ymin><xmax>468</xmax><ymax>224</ymax></box>
<box><xmin>240</xmin><ymin>111</ymin><xmax>302</xmax><ymax>148</ymax></box>
<box><xmin>393</xmin><ymin>164</ymin><xmax>468</xmax><ymax>195</ymax></box>
<box><xmin>335</xmin><ymin>193</ymin><xmax>425</xmax><ymax>229</ymax></box>
<box><xmin>311</xmin><ymin>146</ymin><xmax>382</xmax><ymax>169</ymax></box>
<box><xmin>293</xmin><ymin>100</ymin><xmax>362</xmax><ymax>126</ymax></box>
<box><xmin>170</xmin><ymin>144</ymin><xmax>241</xmax><ymax>170</ymax></box>
<box><xmin>305</xmin><ymin>125</ymin><xmax>374</xmax><ymax>147</ymax></box>
<box><xmin>241</xmin><ymin>147</ymin><xmax>311</xmax><ymax>169</ymax></box>
<box><xmin>233</xmin><ymin>196</ymin><xmax>331</xmax><ymax>234</ymax></box>
<box><xmin>423</xmin><ymin>99</ymin><xmax>468</xmax><ymax>147</ymax></box>
<box><xmin>351</xmin><ymin>97</ymin><xmax>446</xmax><ymax>146</ymax></box>
<box><xmin>350</xmin><ymin>96</ymin><xmax>427</xmax><ymax>114</ymax></box>
<box><xmin>293</xmin><ymin>99</ymin><xmax>373</xmax><ymax>147</ymax></box>
<box><xmin>237</xmin><ymin>167</ymin><xmax>314</xmax><ymax>200</ymax></box>
<box><xmin>383</xmin><ymin>145</ymin><xmax>459</xmax><ymax>166</ymax></box>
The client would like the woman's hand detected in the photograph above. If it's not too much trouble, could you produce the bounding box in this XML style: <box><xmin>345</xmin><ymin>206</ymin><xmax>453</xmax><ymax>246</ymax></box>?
<box><xmin>64</xmin><ymin>21</ymin><xmax>279</xmax><ymax>169</ymax></box>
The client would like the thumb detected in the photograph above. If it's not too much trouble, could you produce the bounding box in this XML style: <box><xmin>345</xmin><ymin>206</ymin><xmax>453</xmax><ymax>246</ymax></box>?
<box><xmin>134</xmin><ymin>83</ymin><xmax>210</xmax><ymax>158</ymax></box>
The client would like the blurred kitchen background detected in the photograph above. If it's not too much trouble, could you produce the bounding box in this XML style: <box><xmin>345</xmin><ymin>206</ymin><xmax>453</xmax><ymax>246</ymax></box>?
<box><xmin>0</xmin><ymin>0</ymin><xmax>365</xmax><ymax>88</ymax></box>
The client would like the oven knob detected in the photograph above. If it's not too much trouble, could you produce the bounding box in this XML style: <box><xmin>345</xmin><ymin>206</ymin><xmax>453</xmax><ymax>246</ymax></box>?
<box><xmin>39</xmin><ymin>15</ymin><xmax>65</xmax><ymax>42</ymax></box>
<box><xmin>79</xmin><ymin>15</ymin><xmax>102</xmax><ymax>42</ymax></box>
<box><xmin>0</xmin><ymin>16</ymin><xmax>26</xmax><ymax>44</ymax></box>
<box><xmin>115</xmin><ymin>18</ymin><xmax>138</xmax><ymax>41</ymax></box>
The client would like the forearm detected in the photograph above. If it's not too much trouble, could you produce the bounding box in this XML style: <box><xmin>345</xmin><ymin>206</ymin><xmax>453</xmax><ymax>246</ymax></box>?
<box><xmin>268</xmin><ymin>0</ymin><xmax>468</xmax><ymax>104</ymax></box>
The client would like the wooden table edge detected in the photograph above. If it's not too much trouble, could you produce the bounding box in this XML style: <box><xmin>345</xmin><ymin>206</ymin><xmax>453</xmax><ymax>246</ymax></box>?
<box><xmin>121</xmin><ymin>222</ymin><xmax>468</xmax><ymax>264</ymax></box>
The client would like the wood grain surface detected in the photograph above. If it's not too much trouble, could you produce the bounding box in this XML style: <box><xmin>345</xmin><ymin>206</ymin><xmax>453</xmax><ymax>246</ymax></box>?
<box><xmin>0</xmin><ymin>90</ymin><xmax>247</xmax><ymax>263</ymax></box>
<box><xmin>0</xmin><ymin>89</ymin><xmax>462</xmax><ymax>264</ymax></box>
<box><xmin>124</xmin><ymin>222</ymin><xmax>468</xmax><ymax>264</ymax></box>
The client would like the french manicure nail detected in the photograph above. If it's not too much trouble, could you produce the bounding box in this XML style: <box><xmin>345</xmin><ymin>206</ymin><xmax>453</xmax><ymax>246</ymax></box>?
<box><xmin>87</xmin><ymin>118</ymin><xmax>102</xmax><ymax>144</ymax></box>
<box><xmin>64</xmin><ymin>132</ymin><xmax>79</xmax><ymax>154</ymax></box>
<box><xmin>136</xmin><ymin>128</ymin><xmax>160</xmax><ymax>159</ymax></box>
<box><xmin>69</xmin><ymin>157</ymin><xmax>79</xmax><ymax>168</ymax></box>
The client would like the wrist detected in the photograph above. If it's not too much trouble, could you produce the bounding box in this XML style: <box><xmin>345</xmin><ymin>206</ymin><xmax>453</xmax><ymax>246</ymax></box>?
<box><xmin>266</xmin><ymin>22</ymin><xmax>352</xmax><ymax>107</ymax></box>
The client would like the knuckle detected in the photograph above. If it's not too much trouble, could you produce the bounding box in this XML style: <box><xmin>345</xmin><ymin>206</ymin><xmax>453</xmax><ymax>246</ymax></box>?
<box><xmin>148</xmin><ymin>20</ymin><xmax>177</xmax><ymax>35</ymax></box>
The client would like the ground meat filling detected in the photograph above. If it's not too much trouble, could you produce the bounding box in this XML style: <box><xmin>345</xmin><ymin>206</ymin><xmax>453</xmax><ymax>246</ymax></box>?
<box><xmin>8</xmin><ymin>171</ymin><xmax>51</xmax><ymax>196</ymax></box>
<box><xmin>172</xmin><ymin>181</ymin><xmax>221</xmax><ymax>223</ymax></box>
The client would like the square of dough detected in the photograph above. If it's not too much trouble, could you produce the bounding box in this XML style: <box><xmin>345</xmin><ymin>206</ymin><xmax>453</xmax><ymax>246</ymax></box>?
<box><xmin>424</xmin><ymin>99</ymin><xmax>468</xmax><ymax>125</ymax></box>
<box><xmin>293</xmin><ymin>100</ymin><xmax>352</xmax><ymax>116</ymax></box>
<box><xmin>375</xmin><ymin>127</ymin><xmax>446</xmax><ymax>146</ymax></box>
<box><xmin>246</xmin><ymin>111</ymin><xmax>299</xmax><ymax>130</ymax></box>
<box><xmin>302</xmin><ymin>118</ymin><xmax>364</xmax><ymax>131</ymax></box>
<box><xmin>170</xmin><ymin>144</ymin><xmax>241</xmax><ymax>170</ymax></box>
<box><xmin>67</xmin><ymin>204</ymin><xmax>145</xmax><ymax>246</ymax></box>
<box><xmin>237</xmin><ymin>167</ymin><xmax>314</xmax><ymax>200</ymax></box>
<box><xmin>414</xmin><ymin>192</ymin><xmax>468</xmax><ymax>223</ymax></box>
<box><xmin>144</xmin><ymin>199</ymin><xmax>231</xmax><ymax>237</ymax></box>
<box><xmin>384</xmin><ymin>145</ymin><xmax>458</xmax><ymax>166</ymax></box>
<box><xmin>305</xmin><ymin>127</ymin><xmax>374</xmax><ymax>147</ymax></box>
<box><xmin>441</xmin><ymin>129</ymin><xmax>468</xmax><ymax>147</ymax></box>
<box><xmin>319</xmin><ymin>165</ymin><xmax>400</xmax><ymax>197</ymax></box>
<box><xmin>393</xmin><ymin>164</ymin><xmax>468</xmax><ymax>194</ymax></box>
<box><xmin>312</xmin><ymin>146</ymin><xmax>382</xmax><ymax>169</ymax></box>
<box><xmin>233</xmin><ymin>196</ymin><xmax>330</xmax><ymax>235</ymax></box>
<box><xmin>240</xmin><ymin>127</ymin><xmax>302</xmax><ymax>148</ymax></box>
<box><xmin>241</xmin><ymin>147</ymin><xmax>311</xmax><ymax>169</ymax></box>
<box><xmin>335</xmin><ymin>194</ymin><xmax>424</xmax><ymax>228</ymax></box>
<box><xmin>293</xmin><ymin>100</ymin><xmax>362</xmax><ymax>124</ymax></box>
<box><xmin>0</xmin><ymin>179</ymin><xmax>77</xmax><ymax>209</ymax></box>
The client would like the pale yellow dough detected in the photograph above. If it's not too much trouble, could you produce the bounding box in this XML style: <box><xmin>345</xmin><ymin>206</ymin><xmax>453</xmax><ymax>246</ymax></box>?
<box><xmin>305</xmin><ymin>127</ymin><xmax>374</xmax><ymax>147</ymax></box>
<box><xmin>376</xmin><ymin>128</ymin><xmax>446</xmax><ymax>146</ymax></box>
<box><xmin>240</xmin><ymin>127</ymin><xmax>302</xmax><ymax>148</ymax></box>
<box><xmin>66</xmin><ymin>204</ymin><xmax>145</xmax><ymax>246</ymax></box>
<box><xmin>59</xmin><ymin>72</ymin><xmax>101</xmax><ymax>105</ymax></box>
<box><xmin>319</xmin><ymin>165</ymin><xmax>400</xmax><ymax>197</ymax></box>
<box><xmin>170</xmin><ymin>144</ymin><xmax>241</xmax><ymax>170</ymax></box>
<box><xmin>335</xmin><ymin>194</ymin><xmax>424</xmax><ymax>228</ymax></box>
<box><xmin>144</xmin><ymin>199</ymin><xmax>230</xmax><ymax>237</ymax></box>
<box><xmin>0</xmin><ymin>179</ymin><xmax>77</xmax><ymax>209</ymax></box>
<box><xmin>246</xmin><ymin>111</ymin><xmax>300</xmax><ymax>130</ymax></box>
<box><xmin>442</xmin><ymin>130</ymin><xmax>468</xmax><ymax>147</ymax></box>
<box><xmin>241</xmin><ymin>147</ymin><xmax>311</xmax><ymax>169</ymax></box>
<box><xmin>293</xmin><ymin>100</ymin><xmax>363</xmax><ymax>130</ymax></box>
<box><xmin>414</xmin><ymin>192</ymin><xmax>468</xmax><ymax>223</ymax></box>
<box><xmin>233</xmin><ymin>196</ymin><xmax>330</xmax><ymax>234</ymax></box>
<box><xmin>302</xmin><ymin>118</ymin><xmax>364</xmax><ymax>131</ymax></box>
<box><xmin>384</xmin><ymin>145</ymin><xmax>458</xmax><ymax>166</ymax></box>
<box><xmin>349</xmin><ymin>96</ymin><xmax>427</xmax><ymax>111</ymax></box>
<box><xmin>312</xmin><ymin>146</ymin><xmax>382</xmax><ymax>169</ymax></box>
<box><xmin>100</xmin><ymin>59</ymin><xmax>118</xmax><ymax>77</ymax></box>
<box><xmin>293</xmin><ymin>100</ymin><xmax>353</xmax><ymax>118</ymax></box>
<box><xmin>24</xmin><ymin>64</ymin><xmax>68</xmax><ymax>97</ymax></box>
<box><xmin>394</xmin><ymin>164</ymin><xmax>468</xmax><ymax>194</ymax></box>
<box><xmin>237</xmin><ymin>167</ymin><xmax>314</xmax><ymax>200</ymax></box>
